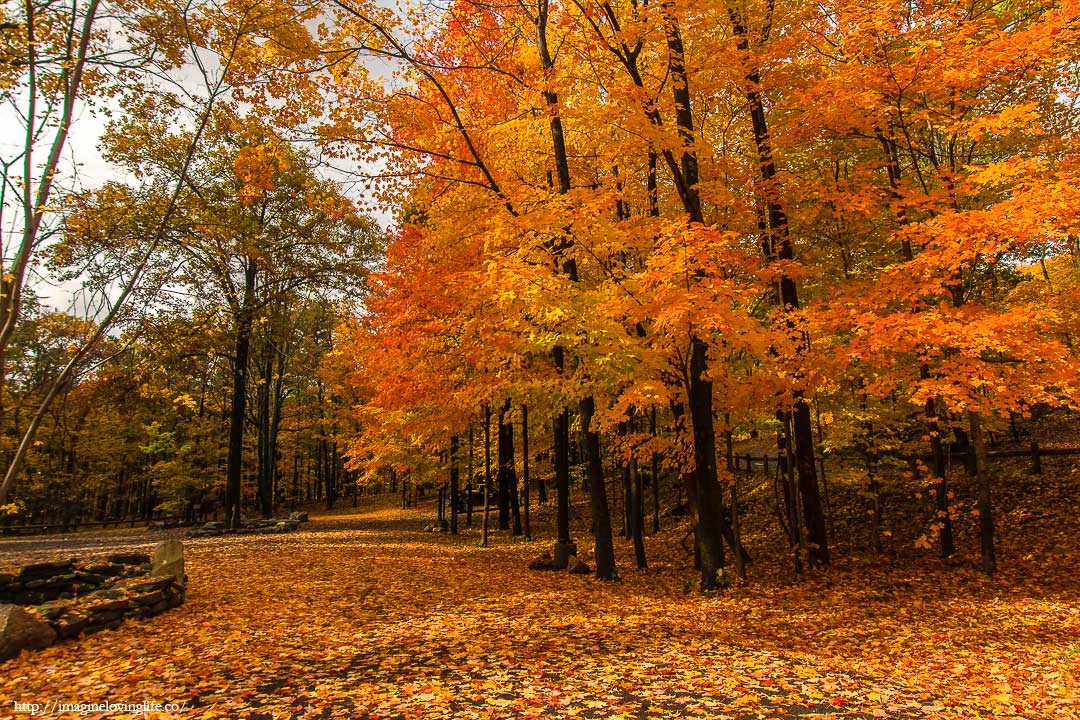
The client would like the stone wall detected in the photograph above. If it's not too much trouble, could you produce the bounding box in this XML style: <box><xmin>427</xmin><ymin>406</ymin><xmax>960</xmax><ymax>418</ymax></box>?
<box><xmin>188</xmin><ymin>511</ymin><xmax>307</xmax><ymax>538</ymax></box>
<box><xmin>0</xmin><ymin>554</ymin><xmax>152</xmax><ymax>604</ymax></box>
<box><xmin>0</xmin><ymin>541</ymin><xmax>186</xmax><ymax>662</ymax></box>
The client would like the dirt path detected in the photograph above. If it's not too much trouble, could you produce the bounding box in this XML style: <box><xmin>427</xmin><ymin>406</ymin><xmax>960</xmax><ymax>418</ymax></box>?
<box><xmin>0</xmin><ymin>504</ymin><xmax>1075</xmax><ymax>719</ymax></box>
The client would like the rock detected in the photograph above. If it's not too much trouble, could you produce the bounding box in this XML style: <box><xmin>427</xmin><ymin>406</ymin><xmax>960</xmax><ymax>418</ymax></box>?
<box><xmin>528</xmin><ymin>553</ymin><xmax>562</xmax><ymax>571</ymax></box>
<box><xmin>89</xmin><ymin>587</ymin><xmax>125</xmax><ymax>600</ymax></box>
<box><xmin>128</xmin><ymin>578</ymin><xmax>172</xmax><ymax>594</ymax></box>
<box><xmin>288</xmin><ymin>511</ymin><xmax>308</xmax><ymax>522</ymax></box>
<box><xmin>32</xmin><ymin>604</ymin><xmax>66</xmax><ymax>622</ymax></box>
<box><xmin>84</xmin><ymin>563</ymin><xmax>124</xmax><ymax>577</ymax></box>
<box><xmin>86</xmin><ymin>598</ymin><xmax>133</xmax><ymax>614</ymax></box>
<box><xmin>567</xmin><ymin>555</ymin><xmax>591</xmax><ymax>575</ymax></box>
<box><xmin>0</xmin><ymin>574</ymin><xmax>14</xmax><ymax>586</ymax></box>
<box><xmin>84</xmin><ymin>616</ymin><xmax>123</xmax><ymax>633</ymax></box>
<box><xmin>133</xmin><ymin>590</ymin><xmax>164</xmax><ymax>606</ymax></box>
<box><xmin>74</xmin><ymin>571</ymin><xmax>107</xmax><ymax>587</ymax></box>
<box><xmin>18</xmin><ymin>561</ymin><xmax>74</xmax><ymax>581</ymax></box>
<box><xmin>202</xmin><ymin>521</ymin><xmax>227</xmax><ymax>531</ymax></box>
<box><xmin>107</xmin><ymin>553</ymin><xmax>150</xmax><ymax>566</ymax></box>
<box><xmin>15</xmin><ymin>591</ymin><xmax>44</xmax><ymax>605</ymax></box>
<box><xmin>52</xmin><ymin>613</ymin><xmax>87</xmax><ymax>640</ymax></box>
<box><xmin>151</xmin><ymin>540</ymin><xmax>185</xmax><ymax>585</ymax></box>
<box><xmin>0</xmin><ymin>604</ymin><xmax>57</xmax><ymax>661</ymax></box>
<box><xmin>88</xmin><ymin>608</ymin><xmax>126</xmax><ymax>624</ymax></box>
<box><xmin>553</xmin><ymin>541</ymin><xmax>577</xmax><ymax>570</ymax></box>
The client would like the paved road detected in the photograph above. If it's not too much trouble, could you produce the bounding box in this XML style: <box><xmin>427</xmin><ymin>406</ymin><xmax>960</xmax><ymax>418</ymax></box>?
<box><xmin>0</xmin><ymin>527</ymin><xmax>189</xmax><ymax>568</ymax></box>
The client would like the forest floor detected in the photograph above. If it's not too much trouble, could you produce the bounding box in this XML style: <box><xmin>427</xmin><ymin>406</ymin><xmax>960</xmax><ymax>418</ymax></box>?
<box><xmin>1</xmin><ymin>487</ymin><xmax>1078</xmax><ymax>720</ymax></box>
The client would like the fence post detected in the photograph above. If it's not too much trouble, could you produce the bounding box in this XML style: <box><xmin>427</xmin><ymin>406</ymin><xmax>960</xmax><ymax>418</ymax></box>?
<box><xmin>1031</xmin><ymin>441</ymin><xmax>1042</xmax><ymax>475</ymax></box>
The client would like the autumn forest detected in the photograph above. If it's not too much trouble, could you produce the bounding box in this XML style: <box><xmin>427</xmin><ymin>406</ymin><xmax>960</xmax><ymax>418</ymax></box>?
<box><xmin>1</xmin><ymin>0</ymin><xmax>1079</xmax><ymax>715</ymax></box>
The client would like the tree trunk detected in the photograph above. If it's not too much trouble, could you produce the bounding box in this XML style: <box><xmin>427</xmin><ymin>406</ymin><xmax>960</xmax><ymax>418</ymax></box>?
<box><xmin>291</xmin><ymin>452</ymin><xmax>299</xmax><ymax>508</ymax></box>
<box><xmin>499</xmin><ymin>399</ymin><xmax>522</xmax><ymax>535</ymax></box>
<box><xmin>497</xmin><ymin>399</ymin><xmax>513</xmax><ymax>531</ymax></box>
<box><xmin>657</xmin><ymin>15</ymin><xmax>730</xmax><ymax>589</ymax></box>
<box><xmin>225</xmin><ymin>256</ymin><xmax>257</xmax><ymax>529</ymax></box>
<box><xmin>323</xmin><ymin>437</ymin><xmax>335</xmax><ymax>510</ymax></box>
<box><xmin>534</xmin><ymin>1</ymin><xmax>575</xmax><ymax>551</ymax></box>
<box><xmin>922</xmin><ymin>377</ymin><xmax>955</xmax><ymax>557</ymax></box>
<box><xmin>522</xmin><ymin>404</ymin><xmax>531</xmax><ymax>539</ymax></box>
<box><xmin>581</xmin><ymin>396</ymin><xmax>616</xmax><ymax>580</ymax></box>
<box><xmin>629</xmin><ymin>456</ymin><xmax>647</xmax><ymax>570</ymax></box>
<box><xmin>482</xmin><ymin>403</ymin><xmax>491</xmax><ymax>547</ymax></box>
<box><xmin>650</xmin><ymin>407</ymin><xmax>660</xmax><ymax>533</ymax></box>
<box><xmin>450</xmin><ymin>435</ymin><xmax>459</xmax><ymax>535</ymax></box>
<box><xmin>466</xmin><ymin>426</ymin><xmax>474</xmax><ymax>527</ymax></box>
<box><xmin>727</xmin><ymin>9</ymin><xmax>829</xmax><ymax>567</ymax></box>
<box><xmin>620</xmin><ymin>445</ymin><xmax>631</xmax><ymax>538</ymax></box>
<box><xmin>267</xmin><ymin>342</ymin><xmax>287</xmax><ymax>516</ymax></box>
<box><xmin>673</xmin><ymin>397</ymin><xmax>728</xmax><ymax>588</ymax></box>
<box><xmin>970</xmin><ymin>412</ymin><xmax>996</xmax><ymax>575</ymax></box>
<box><xmin>256</xmin><ymin>348</ymin><xmax>273</xmax><ymax>518</ymax></box>
<box><xmin>553</xmin><ymin>403</ymin><xmax>571</xmax><ymax>544</ymax></box>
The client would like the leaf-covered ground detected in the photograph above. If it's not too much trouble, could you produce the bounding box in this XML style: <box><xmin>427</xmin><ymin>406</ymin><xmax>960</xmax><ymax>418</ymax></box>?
<box><xmin>1</xmin><ymin>499</ymin><xmax>1078</xmax><ymax>720</ymax></box>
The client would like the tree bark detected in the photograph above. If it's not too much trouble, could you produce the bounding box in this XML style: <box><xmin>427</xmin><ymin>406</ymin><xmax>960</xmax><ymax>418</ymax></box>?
<box><xmin>498</xmin><ymin>399</ymin><xmax>523</xmax><ymax>535</ymax></box>
<box><xmin>922</xmin><ymin>377</ymin><xmax>955</xmax><ymax>557</ymax></box>
<box><xmin>256</xmin><ymin>347</ymin><xmax>273</xmax><ymax>518</ymax></box>
<box><xmin>466</xmin><ymin>426</ymin><xmax>474</xmax><ymax>527</ymax></box>
<box><xmin>553</xmin><ymin>398</ymin><xmax>571</xmax><ymax>544</ymax></box>
<box><xmin>727</xmin><ymin>8</ymin><xmax>829</xmax><ymax>567</ymax></box>
<box><xmin>686</xmin><ymin>347</ymin><xmax>728</xmax><ymax>587</ymax></box>
<box><xmin>629</xmin><ymin>456</ymin><xmax>647</xmax><ymax>569</ymax></box>
<box><xmin>581</xmin><ymin>396</ymin><xmax>616</xmax><ymax>579</ymax></box>
<box><xmin>970</xmin><ymin>412</ymin><xmax>996</xmax><ymax>575</ymax></box>
<box><xmin>522</xmin><ymin>404</ymin><xmax>531</xmax><ymax>539</ymax></box>
<box><xmin>650</xmin><ymin>407</ymin><xmax>660</xmax><ymax>533</ymax></box>
<box><xmin>482</xmin><ymin>403</ymin><xmax>492</xmax><ymax>547</ymax></box>
<box><xmin>533</xmin><ymin>0</ymin><xmax>576</xmax><ymax>550</ymax></box>
<box><xmin>225</xmin><ymin>256</ymin><xmax>257</xmax><ymax>529</ymax></box>
<box><xmin>497</xmin><ymin>399</ymin><xmax>514</xmax><ymax>531</ymax></box>
<box><xmin>657</xmin><ymin>14</ymin><xmax>730</xmax><ymax>589</ymax></box>
<box><xmin>450</xmin><ymin>434</ymin><xmax>459</xmax><ymax>535</ymax></box>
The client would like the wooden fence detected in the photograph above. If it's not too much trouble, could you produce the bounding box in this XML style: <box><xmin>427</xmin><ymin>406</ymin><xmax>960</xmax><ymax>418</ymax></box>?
<box><xmin>0</xmin><ymin>515</ymin><xmax>187</xmax><ymax>537</ymax></box>
<box><xmin>731</xmin><ymin>441</ymin><xmax>1080</xmax><ymax>477</ymax></box>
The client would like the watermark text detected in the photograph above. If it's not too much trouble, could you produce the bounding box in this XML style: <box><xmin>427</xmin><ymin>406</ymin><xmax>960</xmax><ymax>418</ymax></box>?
<box><xmin>12</xmin><ymin>700</ymin><xmax>188</xmax><ymax>716</ymax></box>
